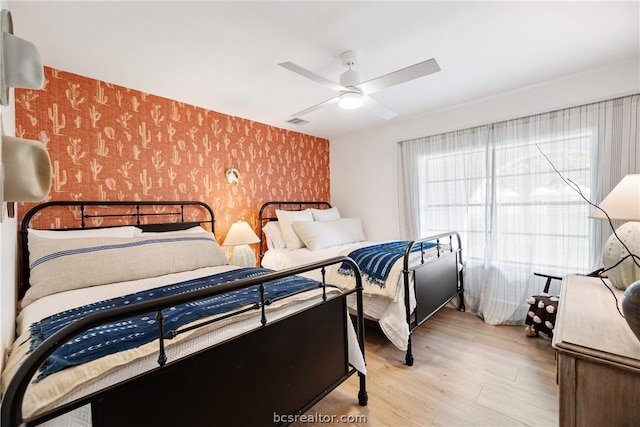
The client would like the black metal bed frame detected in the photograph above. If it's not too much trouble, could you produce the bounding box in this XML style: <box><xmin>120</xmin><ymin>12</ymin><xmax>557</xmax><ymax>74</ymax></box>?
<box><xmin>3</xmin><ymin>201</ymin><xmax>367</xmax><ymax>427</ymax></box>
<box><xmin>258</xmin><ymin>201</ymin><xmax>465</xmax><ymax>366</ymax></box>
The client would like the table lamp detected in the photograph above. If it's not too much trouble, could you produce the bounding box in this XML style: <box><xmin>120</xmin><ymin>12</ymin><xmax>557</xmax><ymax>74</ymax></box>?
<box><xmin>223</xmin><ymin>220</ymin><xmax>260</xmax><ymax>267</ymax></box>
<box><xmin>589</xmin><ymin>174</ymin><xmax>640</xmax><ymax>290</ymax></box>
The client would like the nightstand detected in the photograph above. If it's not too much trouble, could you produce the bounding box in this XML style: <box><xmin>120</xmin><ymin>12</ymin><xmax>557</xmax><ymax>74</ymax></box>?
<box><xmin>553</xmin><ymin>275</ymin><xmax>640</xmax><ymax>426</ymax></box>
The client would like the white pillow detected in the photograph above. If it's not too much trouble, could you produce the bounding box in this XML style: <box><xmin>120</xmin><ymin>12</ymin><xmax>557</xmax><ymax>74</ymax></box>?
<box><xmin>28</xmin><ymin>226</ymin><xmax>142</xmax><ymax>239</ymax></box>
<box><xmin>275</xmin><ymin>209</ymin><xmax>314</xmax><ymax>249</ymax></box>
<box><xmin>291</xmin><ymin>218</ymin><xmax>366</xmax><ymax>251</ymax></box>
<box><xmin>24</xmin><ymin>232</ymin><xmax>229</xmax><ymax>307</ymax></box>
<box><xmin>262</xmin><ymin>221</ymin><xmax>286</xmax><ymax>250</ymax></box>
<box><xmin>311</xmin><ymin>207</ymin><xmax>341</xmax><ymax>221</ymax></box>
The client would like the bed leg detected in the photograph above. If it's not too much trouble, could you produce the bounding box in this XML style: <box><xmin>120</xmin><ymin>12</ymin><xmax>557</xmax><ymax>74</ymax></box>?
<box><xmin>458</xmin><ymin>264</ymin><xmax>466</xmax><ymax>312</ymax></box>
<box><xmin>358</xmin><ymin>372</ymin><xmax>368</xmax><ymax>406</ymax></box>
<box><xmin>405</xmin><ymin>338</ymin><xmax>414</xmax><ymax>366</ymax></box>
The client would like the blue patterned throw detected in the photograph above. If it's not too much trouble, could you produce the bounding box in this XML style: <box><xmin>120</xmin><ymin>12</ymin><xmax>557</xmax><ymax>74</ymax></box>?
<box><xmin>337</xmin><ymin>241</ymin><xmax>436</xmax><ymax>288</ymax></box>
<box><xmin>30</xmin><ymin>268</ymin><xmax>322</xmax><ymax>380</ymax></box>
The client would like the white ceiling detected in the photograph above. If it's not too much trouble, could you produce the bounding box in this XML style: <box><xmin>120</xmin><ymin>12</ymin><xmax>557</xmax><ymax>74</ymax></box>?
<box><xmin>7</xmin><ymin>1</ymin><xmax>640</xmax><ymax>140</ymax></box>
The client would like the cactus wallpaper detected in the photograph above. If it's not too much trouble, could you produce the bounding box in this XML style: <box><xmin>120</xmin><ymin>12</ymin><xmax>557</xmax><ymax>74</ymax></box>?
<box><xmin>14</xmin><ymin>66</ymin><xmax>330</xmax><ymax>252</ymax></box>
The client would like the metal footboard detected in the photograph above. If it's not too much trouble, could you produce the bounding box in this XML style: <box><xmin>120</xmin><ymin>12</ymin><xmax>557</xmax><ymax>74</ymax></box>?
<box><xmin>402</xmin><ymin>231</ymin><xmax>465</xmax><ymax>366</ymax></box>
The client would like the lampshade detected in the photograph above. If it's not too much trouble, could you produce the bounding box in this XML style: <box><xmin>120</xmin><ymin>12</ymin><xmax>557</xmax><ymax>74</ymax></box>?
<box><xmin>338</xmin><ymin>92</ymin><xmax>362</xmax><ymax>109</ymax></box>
<box><xmin>590</xmin><ymin>174</ymin><xmax>640</xmax><ymax>290</ymax></box>
<box><xmin>223</xmin><ymin>221</ymin><xmax>259</xmax><ymax>246</ymax></box>
<box><xmin>589</xmin><ymin>174</ymin><xmax>640</xmax><ymax>221</ymax></box>
<box><xmin>223</xmin><ymin>221</ymin><xmax>259</xmax><ymax>267</ymax></box>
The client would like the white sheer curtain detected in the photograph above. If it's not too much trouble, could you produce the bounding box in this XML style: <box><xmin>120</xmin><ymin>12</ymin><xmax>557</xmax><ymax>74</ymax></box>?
<box><xmin>398</xmin><ymin>94</ymin><xmax>640</xmax><ymax>325</ymax></box>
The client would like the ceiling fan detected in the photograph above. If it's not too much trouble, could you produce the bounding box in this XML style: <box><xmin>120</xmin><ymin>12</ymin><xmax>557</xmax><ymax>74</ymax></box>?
<box><xmin>279</xmin><ymin>50</ymin><xmax>440</xmax><ymax>120</ymax></box>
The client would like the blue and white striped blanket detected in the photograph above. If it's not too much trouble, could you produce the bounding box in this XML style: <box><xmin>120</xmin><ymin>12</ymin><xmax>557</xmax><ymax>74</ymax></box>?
<box><xmin>330</xmin><ymin>241</ymin><xmax>436</xmax><ymax>300</ymax></box>
<box><xmin>29</xmin><ymin>268</ymin><xmax>323</xmax><ymax>380</ymax></box>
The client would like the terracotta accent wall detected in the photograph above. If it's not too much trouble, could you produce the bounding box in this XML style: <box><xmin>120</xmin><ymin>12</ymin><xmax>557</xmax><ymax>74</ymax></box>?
<box><xmin>14</xmin><ymin>67</ymin><xmax>329</xmax><ymax>248</ymax></box>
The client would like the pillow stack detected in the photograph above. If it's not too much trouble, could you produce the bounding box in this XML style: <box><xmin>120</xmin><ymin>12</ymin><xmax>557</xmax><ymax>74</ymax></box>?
<box><xmin>262</xmin><ymin>207</ymin><xmax>365</xmax><ymax>251</ymax></box>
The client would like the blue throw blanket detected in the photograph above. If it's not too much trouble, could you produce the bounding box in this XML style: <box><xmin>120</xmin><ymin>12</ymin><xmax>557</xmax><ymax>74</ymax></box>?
<box><xmin>337</xmin><ymin>241</ymin><xmax>436</xmax><ymax>288</ymax></box>
<box><xmin>30</xmin><ymin>268</ymin><xmax>322</xmax><ymax>380</ymax></box>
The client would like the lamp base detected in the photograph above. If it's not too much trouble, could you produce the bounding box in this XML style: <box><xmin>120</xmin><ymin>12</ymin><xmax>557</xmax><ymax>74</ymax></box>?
<box><xmin>602</xmin><ymin>222</ymin><xmax>640</xmax><ymax>290</ymax></box>
<box><xmin>230</xmin><ymin>245</ymin><xmax>256</xmax><ymax>268</ymax></box>
<box><xmin>622</xmin><ymin>280</ymin><xmax>640</xmax><ymax>342</ymax></box>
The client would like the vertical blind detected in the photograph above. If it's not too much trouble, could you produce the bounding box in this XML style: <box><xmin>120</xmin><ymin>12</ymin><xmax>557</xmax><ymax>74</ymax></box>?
<box><xmin>398</xmin><ymin>94</ymin><xmax>639</xmax><ymax>325</ymax></box>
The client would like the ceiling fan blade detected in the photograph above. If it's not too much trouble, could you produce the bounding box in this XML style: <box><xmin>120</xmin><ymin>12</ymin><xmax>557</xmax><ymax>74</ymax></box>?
<box><xmin>357</xmin><ymin>58</ymin><xmax>441</xmax><ymax>96</ymax></box>
<box><xmin>291</xmin><ymin>96</ymin><xmax>339</xmax><ymax>118</ymax></box>
<box><xmin>279</xmin><ymin>62</ymin><xmax>348</xmax><ymax>93</ymax></box>
<box><xmin>360</xmin><ymin>96</ymin><xmax>398</xmax><ymax>120</ymax></box>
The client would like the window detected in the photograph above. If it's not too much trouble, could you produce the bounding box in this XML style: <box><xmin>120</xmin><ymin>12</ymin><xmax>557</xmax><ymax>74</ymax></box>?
<box><xmin>417</xmin><ymin>132</ymin><xmax>592</xmax><ymax>277</ymax></box>
<box><xmin>397</xmin><ymin>93</ymin><xmax>640</xmax><ymax>326</ymax></box>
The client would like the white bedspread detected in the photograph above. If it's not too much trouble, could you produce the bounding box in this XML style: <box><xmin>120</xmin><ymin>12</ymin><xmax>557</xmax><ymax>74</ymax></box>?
<box><xmin>263</xmin><ymin>241</ymin><xmax>423</xmax><ymax>350</ymax></box>
<box><xmin>2</xmin><ymin>265</ymin><xmax>365</xmax><ymax>424</ymax></box>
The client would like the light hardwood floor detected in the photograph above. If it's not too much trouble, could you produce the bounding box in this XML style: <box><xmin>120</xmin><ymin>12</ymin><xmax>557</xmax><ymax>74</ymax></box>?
<box><xmin>294</xmin><ymin>308</ymin><xmax>559</xmax><ymax>427</ymax></box>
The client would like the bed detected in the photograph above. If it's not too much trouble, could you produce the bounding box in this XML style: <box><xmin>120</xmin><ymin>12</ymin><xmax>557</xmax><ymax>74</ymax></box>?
<box><xmin>259</xmin><ymin>201</ymin><xmax>465</xmax><ymax>366</ymax></box>
<box><xmin>1</xmin><ymin>201</ymin><xmax>367</xmax><ymax>427</ymax></box>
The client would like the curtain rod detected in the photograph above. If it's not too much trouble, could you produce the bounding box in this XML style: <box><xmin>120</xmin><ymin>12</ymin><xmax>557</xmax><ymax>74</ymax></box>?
<box><xmin>398</xmin><ymin>92</ymin><xmax>640</xmax><ymax>145</ymax></box>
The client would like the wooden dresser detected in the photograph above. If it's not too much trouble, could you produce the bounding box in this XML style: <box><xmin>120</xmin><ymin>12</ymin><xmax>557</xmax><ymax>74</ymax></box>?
<box><xmin>553</xmin><ymin>275</ymin><xmax>640</xmax><ymax>426</ymax></box>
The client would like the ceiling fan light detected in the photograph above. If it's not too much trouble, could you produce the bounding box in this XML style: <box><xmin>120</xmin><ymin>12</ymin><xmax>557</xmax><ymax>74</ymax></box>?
<box><xmin>338</xmin><ymin>92</ymin><xmax>362</xmax><ymax>109</ymax></box>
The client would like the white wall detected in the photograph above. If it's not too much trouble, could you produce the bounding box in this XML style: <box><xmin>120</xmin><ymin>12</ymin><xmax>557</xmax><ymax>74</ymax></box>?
<box><xmin>0</xmin><ymin>82</ymin><xmax>17</xmax><ymax>375</ymax></box>
<box><xmin>330</xmin><ymin>59</ymin><xmax>640</xmax><ymax>241</ymax></box>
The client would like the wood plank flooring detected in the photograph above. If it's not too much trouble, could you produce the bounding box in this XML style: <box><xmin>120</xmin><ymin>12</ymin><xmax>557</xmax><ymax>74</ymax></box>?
<box><xmin>294</xmin><ymin>307</ymin><xmax>559</xmax><ymax>426</ymax></box>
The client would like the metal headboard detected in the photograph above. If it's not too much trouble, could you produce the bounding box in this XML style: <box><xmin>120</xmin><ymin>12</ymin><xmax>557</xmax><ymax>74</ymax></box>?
<box><xmin>20</xmin><ymin>200</ymin><xmax>215</xmax><ymax>299</ymax></box>
<box><xmin>257</xmin><ymin>201</ymin><xmax>331</xmax><ymax>264</ymax></box>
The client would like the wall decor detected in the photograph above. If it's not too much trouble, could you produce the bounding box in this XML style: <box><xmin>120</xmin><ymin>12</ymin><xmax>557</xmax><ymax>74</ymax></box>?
<box><xmin>14</xmin><ymin>67</ymin><xmax>330</xmax><ymax>243</ymax></box>
<box><xmin>0</xmin><ymin>8</ymin><xmax>49</xmax><ymax>221</ymax></box>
